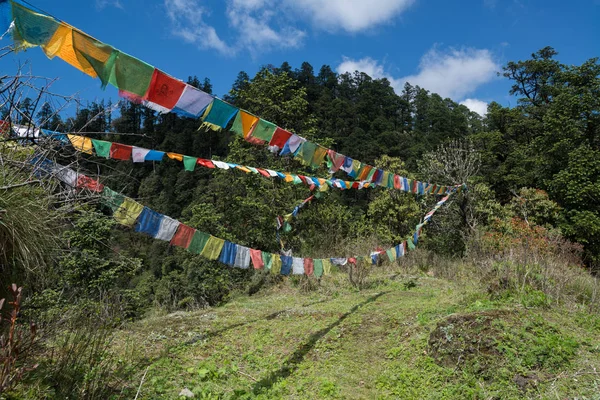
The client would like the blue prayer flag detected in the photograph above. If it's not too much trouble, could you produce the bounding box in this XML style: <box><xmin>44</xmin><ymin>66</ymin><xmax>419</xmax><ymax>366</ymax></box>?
<box><xmin>135</xmin><ymin>207</ymin><xmax>163</xmax><ymax>237</ymax></box>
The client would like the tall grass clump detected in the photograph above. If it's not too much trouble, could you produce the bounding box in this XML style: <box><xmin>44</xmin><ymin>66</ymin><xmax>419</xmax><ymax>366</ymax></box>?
<box><xmin>0</xmin><ymin>157</ymin><xmax>62</xmax><ymax>293</ymax></box>
<box><xmin>468</xmin><ymin>217</ymin><xmax>600</xmax><ymax>312</ymax></box>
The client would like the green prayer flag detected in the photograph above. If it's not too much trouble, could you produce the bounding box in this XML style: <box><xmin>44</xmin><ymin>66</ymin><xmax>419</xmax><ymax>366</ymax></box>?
<box><xmin>386</xmin><ymin>248</ymin><xmax>396</xmax><ymax>262</ymax></box>
<box><xmin>313</xmin><ymin>259</ymin><xmax>324</xmax><ymax>278</ymax></box>
<box><xmin>407</xmin><ymin>239</ymin><xmax>416</xmax><ymax>251</ymax></box>
<box><xmin>251</xmin><ymin>119</ymin><xmax>276</xmax><ymax>141</ymax></box>
<box><xmin>386</xmin><ymin>172</ymin><xmax>395</xmax><ymax>188</ymax></box>
<box><xmin>92</xmin><ymin>139</ymin><xmax>111</xmax><ymax>159</ymax></box>
<box><xmin>297</xmin><ymin>141</ymin><xmax>317</xmax><ymax>166</ymax></box>
<box><xmin>108</xmin><ymin>52</ymin><xmax>154</xmax><ymax>96</ymax></box>
<box><xmin>229</xmin><ymin>112</ymin><xmax>244</xmax><ymax>136</ymax></box>
<box><xmin>73</xmin><ymin>31</ymin><xmax>116</xmax><ymax>89</ymax></box>
<box><xmin>292</xmin><ymin>175</ymin><xmax>303</xmax><ymax>185</ymax></box>
<box><xmin>262</xmin><ymin>252</ymin><xmax>273</xmax><ymax>270</ymax></box>
<box><xmin>102</xmin><ymin>187</ymin><xmax>124</xmax><ymax>212</ymax></box>
<box><xmin>188</xmin><ymin>231</ymin><xmax>209</xmax><ymax>254</ymax></box>
<box><xmin>183</xmin><ymin>156</ymin><xmax>198</xmax><ymax>172</ymax></box>
<box><xmin>365</xmin><ymin>168</ymin><xmax>376</xmax><ymax>182</ymax></box>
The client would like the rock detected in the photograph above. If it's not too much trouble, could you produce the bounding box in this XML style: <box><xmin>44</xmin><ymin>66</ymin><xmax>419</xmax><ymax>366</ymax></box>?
<box><xmin>179</xmin><ymin>388</ymin><xmax>195</xmax><ymax>398</ymax></box>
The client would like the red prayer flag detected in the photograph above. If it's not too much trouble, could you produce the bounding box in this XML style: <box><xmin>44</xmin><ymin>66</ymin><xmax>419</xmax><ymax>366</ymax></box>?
<box><xmin>394</xmin><ymin>175</ymin><xmax>402</xmax><ymax>190</ymax></box>
<box><xmin>197</xmin><ymin>159</ymin><xmax>216</xmax><ymax>169</ymax></box>
<box><xmin>327</xmin><ymin>150</ymin><xmax>344</xmax><ymax>172</ymax></box>
<box><xmin>76</xmin><ymin>175</ymin><xmax>104</xmax><ymax>192</ymax></box>
<box><xmin>257</xmin><ymin>168</ymin><xmax>270</xmax><ymax>178</ymax></box>
<box><xmin>110</xmin><ymin>143</ymin><xmax>132</xmax><ymax>160</ymax></box>
<box><xmin>245</xmin><ymin>136</ymin><xmax>265</xmax><ymax>145</ymax></box>
<box><xmin>119</xmin><ymin>89</ymin><xmax>143</xmax><ymax>104</ymax></box>
<box><xmin>304</xmin><ymin>258</ymin><xmax>314</xmax><ymax>276</ymax></box>
<box><xmin>170</xmin><ymin>224</ymin><xmax>195</xmax><ymax>248</ymax></box>
<box><xmin>0</xmin><ymin>120</ymin><xmax>10</xmax><ymax>135</ymax></box>
<box><xmin>269</xmin><ymin>127</ymin><xmax>292</xmax><ymax>148</ymax></box>
<box><xmin>144</xmin><ymin>69</ymin><xmax>186</xmax><ymax>110</ymax></box>
<box><xmin>250</xmin><ymin>249</ymin><xmax>264</xmax><ymax>269</ymax></box>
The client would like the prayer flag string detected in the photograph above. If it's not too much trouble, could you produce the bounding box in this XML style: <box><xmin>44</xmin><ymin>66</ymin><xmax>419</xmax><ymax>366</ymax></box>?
<box><xmin>63</xmin><ymin>133</ymin><xmax>463</xmax><ymax>195</ymax></box>
<box><xmin>1</xmin><ymin>0</ymin><xmax>467</xmax><ymax>193</ymax></box>
<box><xmin>31</xmin><ymin>156</ymin><xmax>456</xmax><ymax>276</ymax></box>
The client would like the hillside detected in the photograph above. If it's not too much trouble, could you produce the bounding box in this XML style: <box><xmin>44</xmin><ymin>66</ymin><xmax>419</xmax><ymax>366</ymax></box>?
<box><xmin>107</xmin><ymin>266</ymin><xmax>600</xmax><ymax>399</ymax></box>
<box><xmin>1</xmin><ymin>4</ymin><xmax>599</xmax><ymax>398</ymax></box>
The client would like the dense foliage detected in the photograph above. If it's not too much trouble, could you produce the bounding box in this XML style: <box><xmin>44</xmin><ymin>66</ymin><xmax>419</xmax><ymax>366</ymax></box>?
<box><xmin>1</xmin><ymin>47</ymin><xmax>598</xmax><ymax>317</ymax></box>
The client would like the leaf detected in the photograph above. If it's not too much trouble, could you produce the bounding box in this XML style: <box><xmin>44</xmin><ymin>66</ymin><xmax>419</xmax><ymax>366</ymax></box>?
<box><xmin>197</xmin><ymin>368</ymin><xmax>210</xmax><ymax>379</ymax></box>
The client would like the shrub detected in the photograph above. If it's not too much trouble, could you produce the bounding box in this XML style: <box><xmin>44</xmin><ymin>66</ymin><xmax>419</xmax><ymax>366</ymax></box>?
<box><xmin>0</xmin><ymin>284</ymin><xmax>38</xmax><ymax>394</ymax></box>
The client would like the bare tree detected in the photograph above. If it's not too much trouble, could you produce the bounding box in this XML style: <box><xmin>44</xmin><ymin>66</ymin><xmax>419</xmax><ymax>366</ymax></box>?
<box><xmin>419</xmin><ymin>140</ymin><xmax>482</xmax><ymax>253</ymax></box>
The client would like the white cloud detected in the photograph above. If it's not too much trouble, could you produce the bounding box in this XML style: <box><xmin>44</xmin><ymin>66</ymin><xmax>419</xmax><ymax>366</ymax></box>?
<box><xmin>400</xmin><ymin>47</ymin><xmax>499</xmax><ymax>99</ymax></box>
<box><xmin>164</xmin><ymin>0</ymin><xmax>415</xmax><ymax>56</ymax></box>
<box><xmin>336</xmin><ymin>47</ymin><xmax>499</xmax><ymax>104</ymax></box>
<box><xmin>460</xmin><ymin>98</ymin><xmax>488</xmax><ymax>116</ymax></box>
<box><xmin>165</xmin><ymin>0</ymin><xmax>234</xmax><ymax>55</ymax></box>
<box><xmin>337</xmin><ymin>57</ymin><xmax>392</xmax><ymax>82</ymax></box>
<box><xmin>164</xmin><ymin>0</ymin><xmax>305</xmax><ymax>56</ymax></box>
<box><xmin>291</xmin><ymin>0</ymin><xmax>415</xmax><ymax>32</ymax></box>
<box><xmin>96</xmin><ymin>0</ymin><xmax>123</xmax><ymax>9</ymax></box>
<box><xmin>226</xmin><ymin>1</ymin><xmax>306</xmax><ymax>52</ymax></box>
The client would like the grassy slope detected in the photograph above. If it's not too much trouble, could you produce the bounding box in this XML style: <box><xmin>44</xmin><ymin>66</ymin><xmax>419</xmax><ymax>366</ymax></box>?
<box><xmin>115</xmin><ymin>271</ymin><xmax>600</xmax><ymax>399</ymax></box>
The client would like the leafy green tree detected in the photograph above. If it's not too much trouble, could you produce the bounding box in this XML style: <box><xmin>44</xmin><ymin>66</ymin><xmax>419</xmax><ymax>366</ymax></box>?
<box><xmin>496</xmin><ymin>48</ymin><xmax>600</xmax><ymax>266</ymax></box>
<box><xmin>366</xmin><ymin>156</ymin><xmax>420</xmax><ymax>245</ymax></box>
<box><xmin>59</xmin><ymin>208</ymin><xmax>142</xmax><ymax>303</ymax></box>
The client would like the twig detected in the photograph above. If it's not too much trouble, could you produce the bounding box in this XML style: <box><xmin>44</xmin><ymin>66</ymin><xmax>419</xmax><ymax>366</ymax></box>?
<box><xmin>133</xmin><ymin>366</ymin><xmax>150</xmax><ymax>400</ymax></box>
<box><xmin>237</xmin><ymin>369</ymin><xmax>258</xmax><ymax>382</ymax></box>
<box><xmin>0</xmin><ymin>180</ymin><xmax>41</xmax><ymax>190</ymax></box>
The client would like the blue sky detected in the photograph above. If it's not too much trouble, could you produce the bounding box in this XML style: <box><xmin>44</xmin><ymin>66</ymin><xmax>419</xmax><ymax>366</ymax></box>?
<box><xmin>1</xmin><ymin>0</ymin><xmax>599</xmax><ymax>116</ymax></box>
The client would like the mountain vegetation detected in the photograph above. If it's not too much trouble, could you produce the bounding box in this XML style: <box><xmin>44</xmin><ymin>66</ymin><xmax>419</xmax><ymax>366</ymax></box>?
<box><xmin>1</xmin><ymin>47</ymin><xmax>599</xmax><ymax>398</ymax></box>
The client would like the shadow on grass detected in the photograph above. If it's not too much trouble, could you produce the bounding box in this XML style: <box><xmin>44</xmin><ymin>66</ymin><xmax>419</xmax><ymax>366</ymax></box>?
<box><xmin>195</xmin><ymin>297</ymin><xmax>336</xmax><ymax>342</ymax></box>
<box><xmin>250</xmin><ymin>291</ymin><xmax>390</xmax><ymax>395</ymax></box>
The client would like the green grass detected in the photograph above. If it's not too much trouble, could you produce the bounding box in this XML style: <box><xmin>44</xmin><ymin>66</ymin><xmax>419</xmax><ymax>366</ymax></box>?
<box><xmin>104</xmin><ymin>270</ymin><xmax>600</xmax><ymax>399</ymax></box>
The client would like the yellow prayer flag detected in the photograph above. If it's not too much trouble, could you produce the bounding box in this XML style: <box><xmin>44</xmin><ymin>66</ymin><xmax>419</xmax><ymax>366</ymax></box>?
<box><xmin>67</xmin><ymin>134</ymin><xmax>93</xmax><ymax>154</ymax></box>
<box><xmin>271</xmin><ymin>254</ymin><xmax>282</xmax><ymax>275</ymax></box>
<box><xmin>200</xmin><ymin>236</ymin><xmax>225</xmax><ymax>260</ymax></box>
<box><xmin>113</xmin><ymin>198</ymin><xmax>144</xmax><ymax>227</ymax></box>
<box><xmin>322</xmin><ymin>259</ymin><xmax>332</xmax><ymax>276</ymax></box>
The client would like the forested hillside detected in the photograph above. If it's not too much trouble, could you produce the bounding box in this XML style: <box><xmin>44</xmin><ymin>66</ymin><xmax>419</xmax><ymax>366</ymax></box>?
<box><xmin>1</xmin><ymin>46</ymin><xmax>599</xmax><ymax>398</ymax></box>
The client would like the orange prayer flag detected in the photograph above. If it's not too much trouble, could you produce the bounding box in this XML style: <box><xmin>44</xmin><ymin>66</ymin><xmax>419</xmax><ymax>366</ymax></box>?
<box><xmin>167</xmin><ymin>152</ymin><xmax>184</xmax><ymax>162</ymax></box>
<box><xmin>240</xmin><ymin>111</ymin><xmax>258</xmax><ymax>138</ymax></box>
<box><xmin>43</xmin><ymin>24</ymin><xmax>98</xmax><ymax>77</ymax></box>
